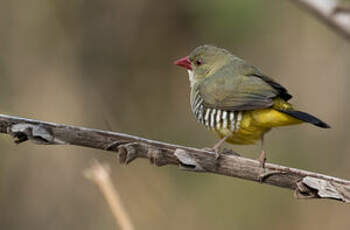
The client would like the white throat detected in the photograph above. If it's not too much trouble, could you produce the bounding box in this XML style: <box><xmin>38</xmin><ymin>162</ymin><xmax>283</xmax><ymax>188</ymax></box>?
<box><xmin>187</xmin><ymin>70</ymin><xmax>195</xmax><ymax>88</ymax></box>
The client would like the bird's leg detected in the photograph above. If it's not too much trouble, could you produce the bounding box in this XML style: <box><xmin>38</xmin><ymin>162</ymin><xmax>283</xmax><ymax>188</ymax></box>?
<box><xmin>212</xmin><ymin>135</ymin><xmax>230</xmax><ymax>159</ymax></box>
<box><xmin>258</xmin><ymin>135</ymin><xmax>266</xmax><ymax>168</ymax></box>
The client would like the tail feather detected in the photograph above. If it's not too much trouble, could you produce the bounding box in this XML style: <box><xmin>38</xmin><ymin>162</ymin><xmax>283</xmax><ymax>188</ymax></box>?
<box><xmin>277</xmin><ymin>109</ymin><xmax>330</xmax><ymax>128</ymax></box>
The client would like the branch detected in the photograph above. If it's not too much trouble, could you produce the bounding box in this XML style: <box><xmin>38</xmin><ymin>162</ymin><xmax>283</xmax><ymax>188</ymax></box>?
<box><xmin>1</xmin><ymin>114</ymin><xmax>350</xmax><ymax>203</ymax></box>
<box><xmin>289</xmin><ymin>0</ymin><xmax>350</xmax><ymax>40</ymax></box>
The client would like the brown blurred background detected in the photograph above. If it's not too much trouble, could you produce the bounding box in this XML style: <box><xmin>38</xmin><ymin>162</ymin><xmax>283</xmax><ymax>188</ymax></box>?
<box><xmin>0</xmin><ymin>0</ymin><xmax>350</xmax><ymax>229</ymax></box>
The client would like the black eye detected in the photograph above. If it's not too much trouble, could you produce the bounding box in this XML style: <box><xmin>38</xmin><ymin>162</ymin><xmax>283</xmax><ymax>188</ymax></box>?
<box><xmin>195</xmin><ymin>59</ymin><xmax>202</xmax><ymax>66</ymax></box>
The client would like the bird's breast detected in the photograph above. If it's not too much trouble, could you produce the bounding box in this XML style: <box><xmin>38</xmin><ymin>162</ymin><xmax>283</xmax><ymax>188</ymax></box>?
<box><xmin>191</xmin><ymin>88</ymin><xmax>243</xmax><ymax>133</ymax></box>
<box><xmin>190</xmin><ymin>88</ymin><xmax>272</xmax><ymax>145</ymax></box>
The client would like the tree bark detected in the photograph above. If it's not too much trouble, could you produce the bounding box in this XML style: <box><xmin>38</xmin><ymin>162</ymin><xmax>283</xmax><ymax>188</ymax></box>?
<box><xmin>0</xmin><ymin>114</ymin><xmax>349</xmax><ymax>203</ymax></box>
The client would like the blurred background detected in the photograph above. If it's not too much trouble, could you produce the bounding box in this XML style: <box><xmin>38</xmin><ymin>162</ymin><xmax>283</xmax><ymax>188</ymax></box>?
<box><xmin>0</xmin><ymin>0</ymin><xmax>350</xmax><ymax>229</ymax></box>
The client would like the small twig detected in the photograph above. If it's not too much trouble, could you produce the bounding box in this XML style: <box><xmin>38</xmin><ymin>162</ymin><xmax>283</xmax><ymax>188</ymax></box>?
<box><xmin>1</xmin><ymin>113</ymin><xmax>350</xmax><ymax>203</ymax></box>
<box><xmin>289</xmin><ymin>0</ymin><xmax>350</xmax><ymax>40</ymax></box>
<box><xmin>84</xmin><ymin>160</ymin><xmax>134</xmax><ymax>230</ymax></box>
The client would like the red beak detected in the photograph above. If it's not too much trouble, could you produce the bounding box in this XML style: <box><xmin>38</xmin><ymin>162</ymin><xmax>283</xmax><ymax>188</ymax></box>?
<box><xmin>174</xmin><ymin>56</ymin><xmax>192</xmax><ymax>70</ymax></box>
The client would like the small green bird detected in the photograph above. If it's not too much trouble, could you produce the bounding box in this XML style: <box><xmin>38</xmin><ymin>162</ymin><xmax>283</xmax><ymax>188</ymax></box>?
<box><xmin>174</xmin><ymin>45</ymin><xmax>330</xmax><ymax>167</ymax></box>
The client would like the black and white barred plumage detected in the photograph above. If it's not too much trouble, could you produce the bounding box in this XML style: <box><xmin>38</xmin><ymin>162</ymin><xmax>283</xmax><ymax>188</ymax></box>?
<box><xmin>191</xmin><ymin>88</ymin><xmax>243</xmax><ymax>132</ymax></box>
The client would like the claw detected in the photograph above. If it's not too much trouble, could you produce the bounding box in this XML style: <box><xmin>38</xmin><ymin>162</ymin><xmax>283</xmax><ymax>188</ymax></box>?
<box><xmin>205</xmin><ymin>135</ymin><xmax>230</xmax><ymax>160</ymax></box>
<box><xmin>201</xmin><ymin>147</ymin><xmax>221</xmax><ymax>159</ymax></box>
<box><xmin>214</xmin><ymin>149</ymin><xmax>221</xmax><ymax>160</ymax></box>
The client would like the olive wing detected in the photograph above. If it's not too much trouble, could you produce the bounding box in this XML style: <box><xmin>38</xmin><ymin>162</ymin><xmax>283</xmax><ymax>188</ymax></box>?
<box><xmin>198</xmin><ymin>69</ymin><xmax>281</xmax><ymax>111</ymax></box>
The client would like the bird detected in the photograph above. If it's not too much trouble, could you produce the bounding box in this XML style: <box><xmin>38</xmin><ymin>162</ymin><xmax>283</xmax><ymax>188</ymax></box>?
<box><xmin>174</xmin><ymin>45</ymin><xmax>330</xmax><ymax>167</ymax></box>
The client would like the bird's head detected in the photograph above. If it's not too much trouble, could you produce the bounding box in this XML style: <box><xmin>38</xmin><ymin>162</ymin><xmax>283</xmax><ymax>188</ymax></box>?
<box><xmin>174</xmin><ymin>45</ymin><xmax>231</xmax><ymax>87</ymax></box>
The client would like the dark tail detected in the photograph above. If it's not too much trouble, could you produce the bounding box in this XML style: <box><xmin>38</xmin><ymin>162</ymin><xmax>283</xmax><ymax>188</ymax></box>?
<box><xmin>277</xmin><ymin>109</ymin><xmax>330</xmax><ymax>128</ymax></box>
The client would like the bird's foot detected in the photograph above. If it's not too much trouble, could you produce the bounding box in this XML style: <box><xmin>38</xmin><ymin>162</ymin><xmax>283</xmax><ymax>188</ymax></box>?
<box><xmin>201</xmin><ymin>147</ymin><xmax>221</xmax><ymax>159</ymax></box>
<box><xmin>257</xmin><ymin>150</ymin><xmax>267</xmax><ymax>168</ymax></box>
<box><xmin>214</xmin><ymin>150</ymin><xmax>221</xmax><ymax>160</ymax></box>
<box><xmin>206</xmin><ymin>136</ymin><xmax>230</xmax><ymax>159</ymax></box>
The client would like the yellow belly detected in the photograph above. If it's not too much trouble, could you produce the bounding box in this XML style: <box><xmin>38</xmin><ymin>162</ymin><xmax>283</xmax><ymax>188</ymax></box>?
<box><xmin>214</xmin><ymin>108</ymin><xmax>302</xmax><ymax>145</ymax></box>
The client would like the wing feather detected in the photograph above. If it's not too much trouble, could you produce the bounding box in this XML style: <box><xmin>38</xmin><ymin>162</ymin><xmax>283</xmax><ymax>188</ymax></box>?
<box><xmin>198</xmin><ymin>62</ymin><xmax>291</xmax><ymax>111</ymax></box>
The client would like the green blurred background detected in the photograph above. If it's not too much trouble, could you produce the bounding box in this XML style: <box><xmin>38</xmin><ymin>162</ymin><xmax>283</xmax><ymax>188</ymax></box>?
<box><xmin>0</xmin><ymin>0</ymin><xmax>350</xmax><ymax>229</ymax></box>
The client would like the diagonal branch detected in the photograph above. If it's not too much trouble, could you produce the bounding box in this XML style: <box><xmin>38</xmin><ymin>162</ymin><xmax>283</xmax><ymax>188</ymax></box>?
<box><xmin>0</xmin><ymin>113</ymin><xmax>350</xmax><ymax>203</ymax></box>
<box><xmin>289</xmin><ymin>0</ymin><xmax>350</xmax><ymax>40</ymax></box>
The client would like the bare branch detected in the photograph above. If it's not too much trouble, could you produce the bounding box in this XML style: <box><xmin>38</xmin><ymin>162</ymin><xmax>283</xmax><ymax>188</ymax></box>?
<box><xmin>289</xmin><ymin>0</ymin><xmax>350</xmax><ymax>40</ymax></box>
<box><xmin>84</xmin><ymin>160</ymin><xmax>135</xmax><ymax>230</ymax></box>
<box><xmin>1</xmin><ymin>114</ymin><xmax>350</xmax><ymax>203</ymax></box>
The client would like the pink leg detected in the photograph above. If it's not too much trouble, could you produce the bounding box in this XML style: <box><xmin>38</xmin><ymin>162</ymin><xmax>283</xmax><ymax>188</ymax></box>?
<box><xmin>258</xmin><ymin>135</ymin><xmax>266</xmax><ymax>168</ymax></box>
<box><xmin>212</xmin><ymin>135</ymin><xmax>230</xmax><ymax>159</ymax></box>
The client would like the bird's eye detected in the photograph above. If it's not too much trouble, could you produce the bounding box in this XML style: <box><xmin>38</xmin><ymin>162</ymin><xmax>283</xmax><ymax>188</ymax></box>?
<box><xmin>195</xmin><ymin>59</ymin><xmax>202</xmax><ymax>66</ymax></box>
